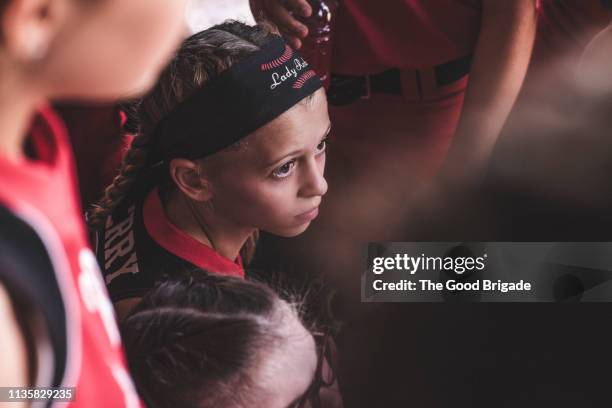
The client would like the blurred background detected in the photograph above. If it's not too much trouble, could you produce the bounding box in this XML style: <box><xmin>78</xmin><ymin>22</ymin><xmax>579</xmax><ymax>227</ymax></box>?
<box><xmin>186</xmin><ymin>0</ymin><xmax>254</xmax><ymax>33</ymax></box>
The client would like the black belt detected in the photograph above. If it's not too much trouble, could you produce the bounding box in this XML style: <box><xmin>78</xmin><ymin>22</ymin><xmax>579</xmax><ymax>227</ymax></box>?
<box><xmin>327</xmin><ymin>54</ymin><xmax>472</xmax><ymax>106</ymax></box>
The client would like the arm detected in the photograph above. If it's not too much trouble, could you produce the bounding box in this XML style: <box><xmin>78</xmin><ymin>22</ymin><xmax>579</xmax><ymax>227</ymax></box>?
<box><xmin>441</xmin><ymin>0</ymin><xmax>538</xmax><ymax>184</ymax></box>
<box><xmin>0</xmin><ymin>284</ymin><xmax>29</xmax><ymax>408</ymax></box>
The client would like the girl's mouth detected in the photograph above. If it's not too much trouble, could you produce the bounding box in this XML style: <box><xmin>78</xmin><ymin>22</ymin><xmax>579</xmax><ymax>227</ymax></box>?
<box><xmin>296</xmin><ymin>206</ymin><xmax>319</xmax><ymax>222</ymax></box>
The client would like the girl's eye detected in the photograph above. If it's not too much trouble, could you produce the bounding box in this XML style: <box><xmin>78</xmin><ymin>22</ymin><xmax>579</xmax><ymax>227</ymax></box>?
<box><xmin>315</xmin><ymin>138</ymin><xmax>327</xmax><ymax>154</ymax></box>
<box><xmin>272</xmin><ymin>160</ymin><xmax>296</xmax><ymax>179</ymax></box>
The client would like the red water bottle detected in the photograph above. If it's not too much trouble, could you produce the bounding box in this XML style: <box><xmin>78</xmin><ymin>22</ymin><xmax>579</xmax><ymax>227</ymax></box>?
<box><xmin>297</xmin><ymin>0</ymin><xmax>339</xmax><ymax>89</ymax></box>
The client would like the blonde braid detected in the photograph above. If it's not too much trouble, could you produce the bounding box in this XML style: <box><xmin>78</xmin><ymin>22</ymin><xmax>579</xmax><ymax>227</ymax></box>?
<box><xmin>88</xmin><ymin>124</ymin><xmax>153</xmax><ymax>229</ymax></box>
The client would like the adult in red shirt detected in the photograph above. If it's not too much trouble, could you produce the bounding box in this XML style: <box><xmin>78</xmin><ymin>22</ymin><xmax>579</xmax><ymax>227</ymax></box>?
<box><xmin>0</xmin><ymin>0</ymin><xmax>186</xmax><ymax>406</ymax></box>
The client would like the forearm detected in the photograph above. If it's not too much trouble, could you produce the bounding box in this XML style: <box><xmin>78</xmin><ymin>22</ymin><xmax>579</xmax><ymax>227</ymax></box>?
<box><xmin>445</xmin><ymin>0</ymin><xmax>538</xmax><ymax>178</ymax></box>
<box><xmin>0</xmin><ymin>285</ymin><xmax>28</xmax><ymax>394</ymax></box>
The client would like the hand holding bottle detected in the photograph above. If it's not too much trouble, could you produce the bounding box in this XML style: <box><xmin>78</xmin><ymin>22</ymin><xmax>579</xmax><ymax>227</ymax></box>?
<box><xmin>251</xmin><ymin>0</ymin><xmax>339</xmax><ymax>88</ymax></box>
<box><xmin>250</xmin><ymin>0</ymin><xmax>313</xmax><ymax>49</ymax></box>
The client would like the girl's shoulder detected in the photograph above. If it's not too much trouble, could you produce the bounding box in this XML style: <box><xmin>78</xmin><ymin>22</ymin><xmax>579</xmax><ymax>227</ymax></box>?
<box><xmin>93</xmin><ymin>187</ymin><xmax>199</xmax><ymax>303</ymax></box>
<box><xmin>92</xmin><ymin>189</ymin><xmax>147</xmax><ymax>300</ymax></box>
<box><xmin>0</xmin><ymin>202</ymin><xmax>68</xmax><ymax>387</ymax></box>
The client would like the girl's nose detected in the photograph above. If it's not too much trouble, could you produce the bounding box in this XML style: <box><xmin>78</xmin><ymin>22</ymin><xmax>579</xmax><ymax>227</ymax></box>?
<box><xmin>299</xmin><ymin>157</ymin><xmax>328</xmax><ymax>197</ymax></box>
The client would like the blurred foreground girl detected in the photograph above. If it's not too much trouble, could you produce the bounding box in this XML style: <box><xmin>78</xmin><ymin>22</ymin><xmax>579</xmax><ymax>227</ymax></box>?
<box><xmin>0</xmin><ymin>0</ymin><xmax>186</xmax><ymax>405</ymax></box>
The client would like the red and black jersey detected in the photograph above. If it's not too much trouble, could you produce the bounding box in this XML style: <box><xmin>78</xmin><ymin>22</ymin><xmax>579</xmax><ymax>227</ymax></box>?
<box><xmin>0</xmin><ymin>107</ymin><xmax>141</xmax><ymax>407</ymax></box>
<box><xmin>94</xmin><ymin>187</ymin><xmax>245</xmax><ymax>303</ymax></box>
<box><xmin>0</xmin><ymin>204</ymin><xmax>67</xmax><ymax>391</ymax></box>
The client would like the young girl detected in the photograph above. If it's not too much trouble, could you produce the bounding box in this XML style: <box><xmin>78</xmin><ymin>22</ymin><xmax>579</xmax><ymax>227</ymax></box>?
<box><xmin>0</xmin><ymin>0</ymin><xmax>186</xmax><ymax>405</ymax></box>
<box><xmin>88</xmin><ymin>21</ymin><xmax>331</xmax><ymax>317</ymax></box>
<box><xmin>122</xmin><ymin>272</ymin><xmax>338</xmax><ymax>408</ymax></box>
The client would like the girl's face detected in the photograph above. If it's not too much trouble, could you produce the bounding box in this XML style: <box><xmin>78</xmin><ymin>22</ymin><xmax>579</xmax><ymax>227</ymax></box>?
<box><xmin>205</xmin><ymin>88</ymin><xmax>330</xmax><ymax>237</ymax></box>
<box><xmin>38</xmin><ymin>0</ymin><xmax>187</xmax><ymax>99</ymax></box>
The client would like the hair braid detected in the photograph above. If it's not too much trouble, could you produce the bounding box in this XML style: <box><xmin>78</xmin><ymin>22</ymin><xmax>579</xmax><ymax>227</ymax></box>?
<box><xmin>121</xmin><ymin>272</ymin><xmax>294</xmax><ymax>408</ymax></box>
<box><xmin>87</xmin><ymin>118</ymin><xmax>153</xmax><ymax>229</ymax></box>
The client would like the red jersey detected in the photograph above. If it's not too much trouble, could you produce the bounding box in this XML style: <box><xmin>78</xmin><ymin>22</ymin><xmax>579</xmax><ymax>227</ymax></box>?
<box><xmin>95</xmin><ymin>187</ymin><xmax>245</xmax><ymax>303</ymax></box>
<box><xmin>0</xmin><ymin>107</ymin><xmax>141</xmax><ymax>407</ymax></box>
<box><xmin>332</xmin><ymin>0</ymin><xmax>483</xmax><ymax>74</ymax></box>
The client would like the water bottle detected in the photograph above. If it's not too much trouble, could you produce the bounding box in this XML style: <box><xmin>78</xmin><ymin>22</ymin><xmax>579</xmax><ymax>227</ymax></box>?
<box><xmin>297</xmin><ymin>0</ymin><xmax>339</xmax><ymax>89</ymax></box>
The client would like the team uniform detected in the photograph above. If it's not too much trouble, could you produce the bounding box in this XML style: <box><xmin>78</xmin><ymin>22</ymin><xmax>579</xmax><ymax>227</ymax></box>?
<box><xmin>0</xmin><ymin>107</ymin><xmax>141</xmax><ymax>407</ymax></box>
<box><xmin>94</xmin><ymin>187</ymin><xmax>245</xmax><ymax>303</ymax></box>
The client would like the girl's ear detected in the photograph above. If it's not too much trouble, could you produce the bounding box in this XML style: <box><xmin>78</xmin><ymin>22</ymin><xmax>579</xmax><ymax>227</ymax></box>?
<box><xmin>169</xmin><ymin>158</ymin><xmax>214</xmax><ymax>202</ymax></box>
<box><xmin>2</xmin><ymin>0</ymin><xmax>70</xmax><ymax>63</ymax></box>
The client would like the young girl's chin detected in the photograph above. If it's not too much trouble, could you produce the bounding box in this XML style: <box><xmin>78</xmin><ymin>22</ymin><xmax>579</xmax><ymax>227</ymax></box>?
<box><xmin>269</xmin><ymin>220</ymin><xmax>314</xmax><ymax>238</ymax></box>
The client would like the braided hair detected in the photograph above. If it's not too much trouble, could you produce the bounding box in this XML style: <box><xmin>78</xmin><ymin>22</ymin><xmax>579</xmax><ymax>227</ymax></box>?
<box><xmin>121</xmin><ymin>271</ymin><xmax>306</xmax><ymax>408</ymax></box>
<box><xmin>88</xmin><ymin>20</ymin><xmax>278</xmax><ymax>261</ymax></box>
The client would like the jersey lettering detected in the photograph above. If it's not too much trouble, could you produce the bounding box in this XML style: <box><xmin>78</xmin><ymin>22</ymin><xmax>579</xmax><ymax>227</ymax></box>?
<box><xmin>78</xmin><ymin>249</ymin><xmax>120</xmax><ymax>347</ymax></box>
<box><xmin>105</xmin><ymin>231</ymin><xmax>136</xmax><ymax>270</ymax></box>
<box><xmin>105</xmin><ymin>252</ymin><xmax>139</xmax><ymax>285</ymax></box>
<box><xmin>104</xmin><ymin>206</ymin><xmax>135</xmax><ymax>249</ymax></box>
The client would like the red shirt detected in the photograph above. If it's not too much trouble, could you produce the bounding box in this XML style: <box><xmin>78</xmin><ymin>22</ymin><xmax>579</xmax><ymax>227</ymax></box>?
<box><xmin>332</xmin><ymin>0</ymin><xmax>483</xmax><ymax>74</ymax></box>
<box><xmin>0</xmin><ymin>107</ymin><xmax>141</xmax><ymax>407</ymax></box>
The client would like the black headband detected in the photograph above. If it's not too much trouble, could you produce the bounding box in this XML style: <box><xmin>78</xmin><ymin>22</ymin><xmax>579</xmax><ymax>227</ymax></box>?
<box><xmin>149</xmin><ymin>37</ymin><xmax>322</xmax><ymax>163</ymax></box>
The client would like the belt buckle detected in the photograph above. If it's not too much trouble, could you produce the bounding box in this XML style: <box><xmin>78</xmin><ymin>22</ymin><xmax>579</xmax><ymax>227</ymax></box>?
<box><xmin>361</xmin><ymin>75</ymin><xmax>371</xmax><ymax>100</ymax></box>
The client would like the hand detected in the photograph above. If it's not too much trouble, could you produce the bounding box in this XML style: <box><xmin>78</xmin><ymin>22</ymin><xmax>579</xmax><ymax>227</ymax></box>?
<box><xmin>250</xmin><ymin>0</ymin><xmax>312</xmax><ymax>49</ymax></box>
